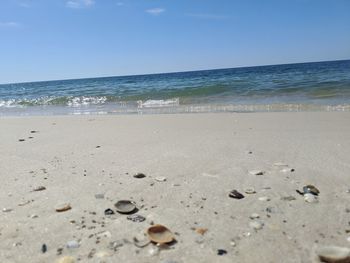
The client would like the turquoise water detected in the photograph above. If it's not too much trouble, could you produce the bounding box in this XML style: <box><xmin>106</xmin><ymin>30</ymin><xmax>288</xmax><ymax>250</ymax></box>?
<box><xmin>0</xmin><ymin>60</ymin><xmax>349</xmax><ymax>115</ymax></box>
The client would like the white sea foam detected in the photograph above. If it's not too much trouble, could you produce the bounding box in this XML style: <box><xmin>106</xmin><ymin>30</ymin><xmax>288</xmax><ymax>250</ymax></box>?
<box><xmin>137</xmin><ymin>98</ymin><xmax>179</xmax><ymax>108</ymax></box>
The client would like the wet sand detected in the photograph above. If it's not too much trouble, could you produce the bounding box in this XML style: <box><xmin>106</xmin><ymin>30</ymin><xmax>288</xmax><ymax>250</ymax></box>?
<box><xmin>1</xmin><ymin>112</ymin><xmax>350</xmax><ymax>263</ymax></box>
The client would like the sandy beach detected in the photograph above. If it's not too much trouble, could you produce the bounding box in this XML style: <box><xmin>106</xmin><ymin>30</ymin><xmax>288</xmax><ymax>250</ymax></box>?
<box><xmin>1</xmin><ymin>112</ymin><xmax>350</xmax><ymax>263</ymax></box>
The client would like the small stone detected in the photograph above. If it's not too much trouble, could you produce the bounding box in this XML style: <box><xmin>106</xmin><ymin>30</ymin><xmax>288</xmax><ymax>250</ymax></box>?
<box><xmin>127</xmin><ymin>214</ymin><xmax>146</xmax><ymax>222</ymax></box>
<box><xmin>258</xmin><ymin>196</ymin><xmax>270</xmax><ymax>202</ymax></box>
<box><xmin>229</xmin><ymin>190</ymin><xmax>245</xmax><ymax>199</ymax></box>
<box><xmin>95</xmin><ymin>193</ymin><xmax>104</xmax><ymax>199</ymax></box>
<box><xmin>41</xmin><ymin>244</ymin><xmax>47</xmax><ymax>253</ymax></box>
<box><xmin>217</xmin><ymin>249</ymin><xmax>227</xmax><ymax>256</ymax></box>
<box><xmin>249</xmin><ymin>213</ymin><xmax>260</xmax><ymax>219</ymax></box>
<box><xmin>66</xmin><ymin>240</ymin><xmax>80</xmax><ymax>249</ymax></box>
<box><xmin>133</xmin><ymin>173</ymin><xmax>146</xmax><ymax>179</ymax></box>
<box><xmin>316</xmin><ymin>245</ymin><xmax>350</xmax><ymax>263</ymax></box>
<box><xmin>18</xmin><ymin>139</ymin><xmax>25</xmax><ymax>142</ymax></box>
<box><xmin>155</xmin><ymin>176</ymin><xmax>167</xmax><ymax>182</ymax></box>
<box><xmin>2</xmin><ymin>208</ymin><xmax>12</xmax><ymax>212</ymax></box>
<box><xmin>249</xmin><ymin>220</ymin><xmax>264</xmax><ymax>230</ymax></box>
<box><xmin>304</xmin><ymin>193</ymin><xmax>318</xmax><ymax>203</ymax></box>
<box><xmin>33</xmin><ymin>186</ymin><xmax>46</xmax><ymax>191</ymax></box>
<box><xmin>244</xmin><ymin>188</ymin><xmax>256</xmax><ymax>194</ymax></box>
<box><xmin>56</xmin><ymin>256</ymin><xmax>75</xmax><ymax>263</ymax></box>
<box><xmin>104</xmin><ymin>208</ymin><xmax>114</xmax><ymax>215</ymax></box>
<box><xmin>249</xmin><ymin>170</ymin><xmax>264</xmax><ymax>175</ymax></box>
<box><xmin>230</xmin><ymin>240</ymin><xmax>236</xmax><ymax>247</ymax></box>
<box><xmin>55</xmin><ymin>203</ymin><xmax>71</xmax><ymax>212</ymax></box>
<box><xmin>281</xmin><ymin>168</ymin><xmax>295</xmax><ymax>173</ymax></box>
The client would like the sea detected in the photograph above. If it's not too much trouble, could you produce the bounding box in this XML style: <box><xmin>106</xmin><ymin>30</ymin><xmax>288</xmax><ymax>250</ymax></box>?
<box><xmin>1</xmin><ymin>60</ymin><xmax>349</xmax><ymax>116</ymax></box>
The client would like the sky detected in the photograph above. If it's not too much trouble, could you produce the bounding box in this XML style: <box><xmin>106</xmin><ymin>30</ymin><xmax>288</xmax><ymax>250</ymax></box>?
<box><xmin>0</xmin><ymin>0</ymin><xmax>349</xmax><ymax>84</ymax></box>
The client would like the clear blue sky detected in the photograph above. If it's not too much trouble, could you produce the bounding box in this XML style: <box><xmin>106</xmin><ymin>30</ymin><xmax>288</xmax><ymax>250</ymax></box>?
<box><xmin>0</xmin><ymin>0</ymin><xmax>349</xmax><ymax>84</ymax></box>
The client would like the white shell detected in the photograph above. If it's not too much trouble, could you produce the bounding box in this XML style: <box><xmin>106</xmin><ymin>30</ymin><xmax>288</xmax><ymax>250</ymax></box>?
<box><xmin>316</xmin><ymin>246</ymin><xmax>350</xmax><ymax>262</ymax></box>
<box><xmin>304</xmin><ymin>193</ymin><xmax>318</xmax><ymax>203</ymax></box>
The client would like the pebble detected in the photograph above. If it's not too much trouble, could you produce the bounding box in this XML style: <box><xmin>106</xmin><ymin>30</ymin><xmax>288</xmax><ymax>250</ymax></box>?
<box><xmin>304</xmin><ymin>193</ymin><xmax>318</xmax><ymax>203</ymax></box>
<box><xmin>56</xmin><ymin>256</ymin><xmax>75</xmax><ymax>263</ymax></box>
<box><xmin>104</xmin><ymin>208</ymin><xmax>115</xmax><ymax>215</ymax></box>
<box><xmin>249</xmin><ymin>170</ymin><xmax>264</xmax><ymax>175</ymax></box>
<box><xmin>41</xmin><ymin>244</ymin><xmax>47</xmax><ymax>253</ymax></box>
<box><xmin>244</xmin><ymin>188</ymin><xmax>256</xmax><ymax>194</ymax></box>
<box><xmin>249</xmin><ymin>220</ymin><xmax>264</xmax><ymax>230</ymax></box>
<box><xmin>95</xmin><ymin>193</ymin><xmax>105</xmax><ymax>199</ymax></box>
<box><xmin>229</xmin><ymin>190</ymin><xmax>245</xmax><ymax>199</ymax></box>
<box><xmin>217</xmin><ymin>249</ymin><xmax>227</xmax><ymax>256</ymax></box>
<box><xmin>249</xmin><ymin>213</ymin><xmax>260</xmax><ymax>219</ymax></box>
<box><xmin>315</xmin><ymin>245</ymin><xmax>350</xmax><ymax>263</ymax></box>
<box><xmin>281</xmin><ymin>168</ymin><xmax>295</xmax><ymax>173</ymax></box>
<box><xmin>66</xmin><ymin>240</ymin><xmax>80</xmax><ymax>249</ymax></box>
<box><xmin>155</xmin><ymin>176</ymin><xmax>167</xmax><ymax>182</ymax></box>
<box><xmin>127</xmin><ymin>214</ymin><xmax>146</xmax><ymax>222</ymax></box>
<box><xmin>2</xmin><ymin>208</ymin><xmax>12</xmax><ymax>212</ymax></box>
<box><xmin>133</xmin><ymin>173</ymin><xmax>146</xmax><ymax>179</ymax></box>
<box><xmin>258</xmin><ymin>196</ymin><xmax>270</xmax><ymax>202</ymax></box>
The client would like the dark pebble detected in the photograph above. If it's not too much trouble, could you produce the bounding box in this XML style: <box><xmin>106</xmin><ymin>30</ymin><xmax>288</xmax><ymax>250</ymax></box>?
<box><xmin>104</xmin><ymin>208</ymin><xmax>115</xmax><ymax>215</ymax></box>
<box><xmin>229</xmin><ymin>190</ymin><xmax>245</xmax><ymax>199</ymax></box>
<box><xmin>217</xmin><ymin>249</ymin><xmax>227</xmax><ymax>256</ymax></box>
<box><xmin>133</xmin><ymin>173</ymin><xmax>146</xmax><ymax>179</ymax></box>
<box><xmin>18</xmin><ymin>139</ymin><xmax>25</xmax><ymax>142</ymax></box>
<box><xmin>41</xmin><ymin>244</ymin><xmax>47</xmax><ymax>253</ymax></box>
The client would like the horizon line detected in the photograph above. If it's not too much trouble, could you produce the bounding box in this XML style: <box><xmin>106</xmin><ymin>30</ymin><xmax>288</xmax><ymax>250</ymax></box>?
<box><xmin>1</xmin><ymin>58</ymin><xmax>349</xmax><ymax>86</ymax></box>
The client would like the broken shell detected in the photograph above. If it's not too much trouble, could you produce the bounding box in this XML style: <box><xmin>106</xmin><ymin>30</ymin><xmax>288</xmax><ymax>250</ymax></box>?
<box><xmin>104</xmin><ymin>208</ymin><xmax>114</xmax><ymax>215</ymax></box>
<box><xmin>304</xmin><ymin>193</ymin><xmax>318</xmax><ymax>203</ymax></box>
<box><xmin>55</xmin><ymin>203</ymin><xmax>71</xmax><ymax>212</ymax></box>
<box><xmin>258</xmin><ymin>196</ymin><xmax>270</xmax><ymax>202</ymax></box>
<box><xmin>229</xmin><ymin>190</ymin><xmax>245</xmax><ymax>199</ymax></box>
<box><xmin>316</xmin><ymin>245</ymin><xmax>350</xmax><ymax>263</ymax></box>
<box><xmin>146</xmin><ymin>224</ymin><xmax>175</xmax><ymax>244</ymax></box>
<box><xmin>133</xmin><ymin>173</ymin><xmax>146</xmax><ymax>179</ymax></box>
<box><xmin>133</xmin><ymin>236</ymin><xmax>151</xmax><ymax>248</ymax></box>
<box><xmin>303</xmin><ymin>185</ymin><xmax>320</xmax><ymax>196</ymax></box>
<box><xmin>244</xmin><ymin>188</ymin><xmax>256</xmax><ymax>194</ymax></box>
<box><xmin>155</xmin><ymin>177</ymin><xmax>167</xmax><ymax>182</ymax></box>
<box><xmin>33</xmin><ymin>186</ymin><xmax>46</xmax><ymax>192</ymax></box>
<box><xmin>114</xmin><ymin>200</ymin><xmax>136</xmax><ymax>214</ymax></box>
<box><xmin>249</xmin><ymin>220</ymin><xmax>264</xmax><ymax>230</ymax></box>
<box><xmin>249</xmin><ymin>213</ymin><xmax>260</xmax><ymax>219</ymax></box>
<box><xmin>127</xmin><ymin>214</ymin><xmax>146</xmax><ymax>222</ymax></box>
<box><xmin>273</xmin><ymin>162</ymin><xmax>289</xmax><ymax>167</ymax></box>
<box><xmin>195</xmin><ymin>228</ymin><xmax>208</xmax><ymax>235</ymax></box>
<box><xmin>249</xmin><ymin>170</ymin><xmax>264</xmax><ymax>175</ymax></box>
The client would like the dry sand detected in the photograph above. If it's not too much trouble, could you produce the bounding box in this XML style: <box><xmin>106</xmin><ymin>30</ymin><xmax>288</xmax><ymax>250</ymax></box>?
<box><xmin>1</xmin><ymin>112</ymin><xmax>350</xmax><ymax>263</ymax></box>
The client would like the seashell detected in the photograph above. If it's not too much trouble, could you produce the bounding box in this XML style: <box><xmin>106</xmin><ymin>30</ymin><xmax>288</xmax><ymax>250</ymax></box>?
<box><xmin>258</xmin><ymin>196</ymin><xmax>270</xmax><ymax>202</ymax></box>
<box><xmin>114</xmin><ymin>200</ymin><xmax>136</xmax><ymax>214</ymax></box>
<box><xmin>303</xmin><ymin>185</ymin><xmax>320</xmax><ymax>195</ymax></box>
<box><xmin>104</xmin><ymin>208</ymin><xmax>114</xmax><ymax>215</ymax></box>
<box><xmin>133</xmin><ymin>236</ymin><xmax>151</xmax><ymax>248</ymax></box>
<box><xmin>127</xmin><ymin>214</ymin><xmax>146</xmax><ymax>222</ymax></box>
<box><xmin>229</xmin><ymin>190</ymin><xmax>245</xmax><ymax>199</ymax></box>
<box><xmin>155</xmin><ymin>176</ymin><xmax>167</xmax><ymax>182</ymax></box>
<box><xmin>244</xmin><ymin>188</ymin><xmax>256</xmax><ymax>194</ymax></box>
<box><xmin>304</xmin><ymin>193</ymin><xmax>318</xmax><ymax>203</ymax></box>
<box><xmin>249</xmin><ymin>170</ymin><xmax>264</xmax><ymax>175</ymax></box>
<box><xmin>249</xmin><ymin>213</ymin><xmax>260</xmax><ymax>219</ymax></box>
<box><xmin>146</xmin><ymin>224</ymin><xmax>175</xmax><ymax>244</ymax></box>
<box><xmin>133</xmin><ymin>173</ymin><xmax>146</xmax><ymax>179</ymax></box>
<box><xmin>249</xmin><ymin>220</ymin><xmax>264</xmax><ymax>230</ymax></box>
<box><xmin>55</xmin><ymin>203</ymin><xmax>71</xmax><ymax>212</ymax></box>
<box><xmin>316</xmin><ymin>245</ymin><xmax>350</xmax><ymax>263</ymax></box>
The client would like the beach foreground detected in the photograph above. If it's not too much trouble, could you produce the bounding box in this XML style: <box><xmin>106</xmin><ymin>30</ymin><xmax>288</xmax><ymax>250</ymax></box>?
<box><xmin>1</xmin><ymin>112</ymin><xmax>350</xmax><ymax>263</ymax></box>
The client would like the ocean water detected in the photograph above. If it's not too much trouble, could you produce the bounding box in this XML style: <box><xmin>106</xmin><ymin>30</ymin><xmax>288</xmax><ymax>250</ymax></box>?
<box><xmin>1</xmin><ymin>60</ymin><xmax>350</xmax><ymax>115</ymax></box>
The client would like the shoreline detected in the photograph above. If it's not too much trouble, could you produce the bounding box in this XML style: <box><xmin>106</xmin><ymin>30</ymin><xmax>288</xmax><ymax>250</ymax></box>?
<box><xmin>1</xmin><ymin>112</ymin><xmax>350</xmax><ymax>262</ymax></box>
